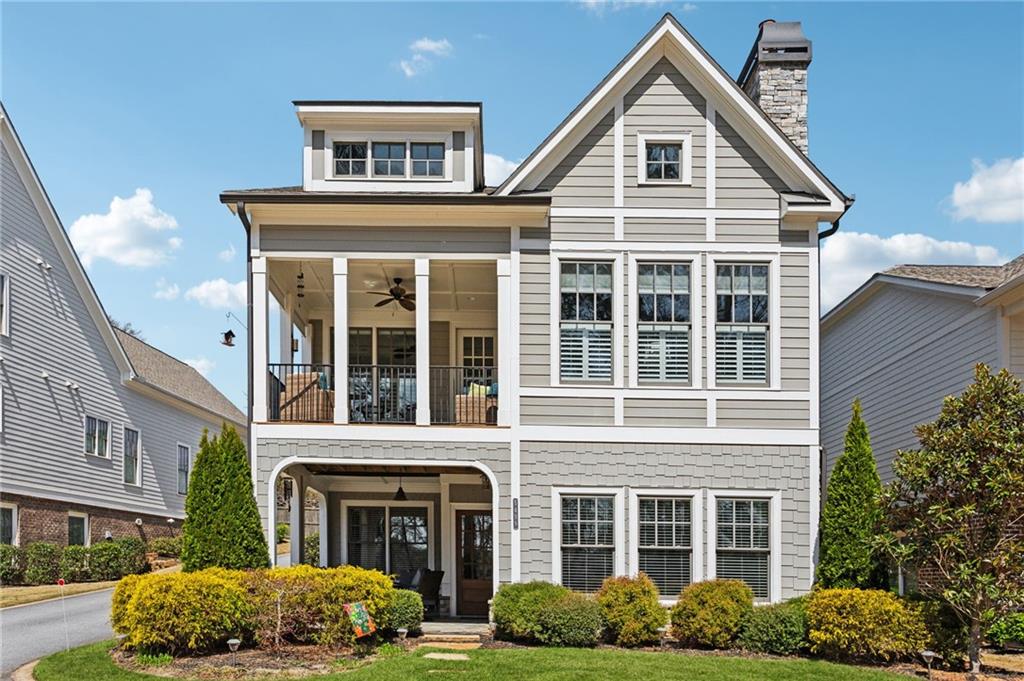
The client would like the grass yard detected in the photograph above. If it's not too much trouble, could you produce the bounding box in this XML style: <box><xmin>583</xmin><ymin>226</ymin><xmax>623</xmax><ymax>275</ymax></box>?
<box><xmin>0</xmin><ymin>580</ymin><xmax>119</xmax><ymax>608</ymax></box>
<box><xmin>35</xmin><ymin>641</ymin><xmax>907</xmax><ymax>681</ymax></box>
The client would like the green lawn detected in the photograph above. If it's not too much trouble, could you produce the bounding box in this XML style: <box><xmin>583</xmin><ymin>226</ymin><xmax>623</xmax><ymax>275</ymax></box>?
<box><xmin>34</xmin><ymin>641</ymin><xmax>908</xmax><ymax>681</ymax></box>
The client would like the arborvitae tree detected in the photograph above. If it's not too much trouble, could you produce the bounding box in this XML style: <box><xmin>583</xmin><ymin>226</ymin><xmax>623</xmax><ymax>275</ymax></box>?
<box><xmin>816</xmin><ymin>399</ymin><xmax>885</xmax><ymax>588</ymax></box>
<box><xmin>181</xmin><ymin>425</ymin><xmax>269</xmax><ymax>571</ymax></box>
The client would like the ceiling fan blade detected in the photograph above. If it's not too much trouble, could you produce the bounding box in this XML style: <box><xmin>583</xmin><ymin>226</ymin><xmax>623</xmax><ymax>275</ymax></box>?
<box><xmin>374</xmin><ymin>298</ymin><xmax>393</xmax><ymax>307</ymax></box>
<box><xmin>399</xmin><ymin>298</ymin><xmax>416</xmax><ymax>312</ymax></box>
<box><xmin>404</xmin><ymin>293</ymin><xmax>416</xmax><ymax>300</ymax></box>
<box><xmin>366</xmin><ymin>291</ymin><xmax>392</xmax><ymax>296</ymax></box>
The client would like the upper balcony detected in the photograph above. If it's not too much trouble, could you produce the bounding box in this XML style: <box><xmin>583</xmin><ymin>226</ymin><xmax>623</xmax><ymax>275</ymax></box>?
<box><xmin>256</xmin><ymin>257</ymin><xmax>505</xmax><ymax>428</ymax></box>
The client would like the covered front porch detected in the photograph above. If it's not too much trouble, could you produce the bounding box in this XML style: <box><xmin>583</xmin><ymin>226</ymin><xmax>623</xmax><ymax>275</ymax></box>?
<box><xmin>275</xmin><ymin>460</ymin><xmax>497</xmax><ymax>619</ymax></box>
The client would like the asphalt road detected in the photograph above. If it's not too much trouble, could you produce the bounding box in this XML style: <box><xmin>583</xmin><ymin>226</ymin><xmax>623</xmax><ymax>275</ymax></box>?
<box><xmin>0</xmin><ymin>587</ymin><xmax>114</xmax><ymax>678</ymax></box>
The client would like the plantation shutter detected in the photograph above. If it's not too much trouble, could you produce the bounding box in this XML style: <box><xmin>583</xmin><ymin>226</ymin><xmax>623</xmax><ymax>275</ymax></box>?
<box><xmin>715</xmin><ymin>263</ymin><xmax>770</xmax><ymax>384</ymax></box>
<box><xmin>637</xmin><ymin>328</ymin><xmax>689</xmax><ymax>383</ymax></box>
<box><xmin>347</xmin><ymin>507</ymin><xmax>386</xmax><ymax>572</ymax></box>
<box><xmin>715</xmin><ymin>328</ymin><xmax>767</xmax><ymax>383</ymax></box>
<box><xmin>637</xmin><ymin>497</ymin><xmax>692</xmax><ymax>598</ymax></box>
<box><xmin>560</xmin><ymin>326</ymin><xmax>613</xmax><ymax>381</ymax></box>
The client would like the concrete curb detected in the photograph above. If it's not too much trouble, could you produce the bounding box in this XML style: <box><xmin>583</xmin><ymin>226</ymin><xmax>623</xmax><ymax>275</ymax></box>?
<box><xmin>11</xmin><ymin>659</ymin><xmax>38</xmax><ymax>681</ymax></box>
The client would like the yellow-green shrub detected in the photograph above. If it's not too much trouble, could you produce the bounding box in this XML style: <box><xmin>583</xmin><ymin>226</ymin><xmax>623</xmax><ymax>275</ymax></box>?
<box><xmin>121</xmin><ymin>570</ymin><xmax>252</xmax><ymax>654</ymax></box>
<box><xmin>595</xmin><ymin>574</ymin><xmax>667</xmax><ymax>647</ymax></box>
<box><xmin>807</xmin><ymin>588</ymin><xmax>928</xmax><ymax>662</ymax></box>
<box><xmin>670</xmin><ymin>579</ymin><xmax>753</xmax><ymax>649</ymax></box>
<box><xmin>111</xmin><ymin>574</ymin><xmax>142</xmax><ymax>634</ymax></box>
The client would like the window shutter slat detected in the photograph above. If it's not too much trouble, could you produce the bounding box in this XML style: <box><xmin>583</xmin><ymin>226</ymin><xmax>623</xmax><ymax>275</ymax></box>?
<box><xmin>716</xmin><ymin>328</ymin><xmax>767</xmax><ymax>383</ymax></box>
<box><xmin>638</xmin><ymin>328</ymin><xmax>689</xmax><ymax>382</ymax></box>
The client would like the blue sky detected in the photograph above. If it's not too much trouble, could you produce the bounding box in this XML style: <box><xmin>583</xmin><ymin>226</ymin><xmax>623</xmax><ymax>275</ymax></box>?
<box><xmin>4</xmin><ymin>1</ymin><xmax>1023</xmax><ymax>410</ymax></box>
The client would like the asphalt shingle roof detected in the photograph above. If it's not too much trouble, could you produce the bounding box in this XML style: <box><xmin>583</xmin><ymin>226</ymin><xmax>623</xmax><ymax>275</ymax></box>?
<box><xmin>884</xmin><ymin>253</ymin><xmax>1024</xmax><ymax>290</ymax></box>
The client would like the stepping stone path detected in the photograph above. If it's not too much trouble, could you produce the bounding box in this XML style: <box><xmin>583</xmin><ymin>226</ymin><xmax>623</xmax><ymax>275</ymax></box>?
<box><xmin>423</xmin><ymin>652</ymin><xmax>470</xmax><ymax>661</ymax></box>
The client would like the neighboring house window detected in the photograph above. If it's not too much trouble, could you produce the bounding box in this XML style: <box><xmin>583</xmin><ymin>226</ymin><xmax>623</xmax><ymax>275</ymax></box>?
<box><xmin>177</xmin><ymin>444</ymin><xmax>190</xmax><ymax>495</ymax></box>
<box><xmin>68</xmin><ymin>512</ymin><xmax>89</xmax><ymax>547</ymax></box>
<box><xmin>411</xmin><ymin>142</ymin><xmax>445</xmax><ymax>177</ymax></box>
<box><xmin>84</xmin><ymin>416</ymin><xmax>110</xmax><ymax>457</ymax></box>
<box><xmin>372</xmin><ymin>142</ymin><xmax>406</xmax><ymax>177</ymax></box>
<box><xmin>0</xmin><ymin>273</ymin><xmax>9</xmax><ymax>336</ymax></box>
<box><xmin>333</xmin><ymin>142</ymin><xmax>367</xmax><ymax>177</ymax></box>
<box><xmin>560</xmin><ymin>261</ymin><xmax>613</xmax><ymax>382</ymax></box>
<box><xmin>715</xmin><ymin>263</ymin><xmax>769</xmax><ymax>384</ymax></box>
<box><xmin>645</xmin><ymin>143</ymin><xmax>682</xmax><ymax>181</ymax></box>
<box><xmin>637</xmin><ymin>263</ymin><xmax>691</xmax><ymax>383</ymax></box>
<box><xmin>637</xmin><ymin>496</ymin><xmax>692</xmax><ymax>596</ymax></box>
<box><xmin>716</xmin><ymin>498</ymin><xmax>770</xmax><ymax>599</ymax></box>
<box><xmin>560</xmin><ymin>495</ymin><xmax>615</xmax><ymax>591</ymax></box>
<box><xmin>346</xmin><ymin>504</ymin><xmax>429</xmax><ymax>574</ymax></box>
<box><xmin>123</xmin><ymin>427</ymin><xmax>141</xmax><ymax>486</ymax></box>
<box><xmin>0</xmin><ymin>504</ymin><xmax>17</xmax><ymax>546</ymax></box>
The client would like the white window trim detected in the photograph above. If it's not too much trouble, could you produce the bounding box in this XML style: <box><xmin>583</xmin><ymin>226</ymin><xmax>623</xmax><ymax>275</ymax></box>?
<box><xmin>122</xmin><ymin>425</ymin><xmax>142</xmax><ymax>487</ymax></box>
<box><xmin>636</xmin><ymin>131</ymin><xmax>693</xmax><ymax>186</ymax></box>
<box><xmin>0</xmin><ymin>502</ymin><xmax>18</xmax><ymax>546</ymax></box>
<box><xmin>68</xmin><ymin>511</ymin><xmax>90</xmax><ymax>547</ymax></box>
<box><xmin>176</xmin><ymin>442</ymin><xmax>191</xmax><ymax>496</ymax></box>
<box><xmin>706</xmin><ymin>489</ymin><xmax>782</xmax><ymax>603</ymax></box>
<box><xmin>550</xmin><ymin>486</ymin><xmax>626</xmax><ymax>586</ymax></box>
<box><xmin>324</xmin><ymin>131</ymin><xmax>453</xmax><ymax>185</ymax></box>
<box><xmin>628</xmin><ymin>488</ymin><xmax>703</xmax><ymax>604</ymax></box>
<box><xmin>83</xmin><ymin>415</ymin><xmax>112</xmax><ymax>458</ymax></box>
<box><xmin>705</xmin><ymin>253</ymin><xmax>782</xmax><ymax>390</ymax></box>
<box><xmin>549</xmin><ymin>253</ymin><xmax>624</xmax><ymax>388</ymax></box>
<box><xmin>627</xmin><ymin>253</ymin><xmax>702</xmax><ymax>389</ymax></box>
<box><xmin>0</xmin><ymin>272</ymin><xmax>9</xmax><ymax>337</ymax></box>
<box><xmin>339</xmin><ymin>500</ymin><xmax>436</xmax><ymax>572</ymax></box>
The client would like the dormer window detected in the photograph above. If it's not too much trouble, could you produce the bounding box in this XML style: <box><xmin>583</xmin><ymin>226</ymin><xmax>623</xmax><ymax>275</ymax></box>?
<box><xmin>333</xmin><ymin>143</ymin><xmax>367</xmax><ymax>177</ymax></box>
<box><xmin>411</xmin><ymin>143</ymin><xmax>445</xmax><ymax>177</ymax></box>
<box><xmin>373</xmin><ymin>143</ymin><xmax>406</xmax><ymax>177</ymax></box>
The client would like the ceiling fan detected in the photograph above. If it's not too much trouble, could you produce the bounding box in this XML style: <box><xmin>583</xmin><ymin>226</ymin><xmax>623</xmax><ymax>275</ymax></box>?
<box><xmin>367</xmin><ymin>276</ymin><xmax>416</xmax><ymax>311</ymax></box>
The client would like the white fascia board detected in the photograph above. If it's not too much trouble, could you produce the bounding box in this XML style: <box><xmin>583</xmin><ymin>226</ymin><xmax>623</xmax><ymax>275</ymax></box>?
<box><xmin>296</xmin><ymin>105</ymin><xmax>480</xmax><ymax>116</ymax></box>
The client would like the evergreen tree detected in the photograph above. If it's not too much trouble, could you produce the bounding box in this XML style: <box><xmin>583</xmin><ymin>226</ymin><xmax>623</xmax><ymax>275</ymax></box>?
<box><xmin>181</xmin><ymin>430</ymin><xmax>219</xmax><ymax>572</ymax></box>
<box><xmin>817</xmin><ymin>399</ymin><xmax>885</xmax><ymax>588</ymax></box>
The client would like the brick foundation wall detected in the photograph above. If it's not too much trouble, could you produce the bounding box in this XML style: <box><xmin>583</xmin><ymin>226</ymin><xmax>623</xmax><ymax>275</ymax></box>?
<box><xmin>0</xmin><ymin>493</ymin><xmax>181</xmax><ymax>546</ymax></box>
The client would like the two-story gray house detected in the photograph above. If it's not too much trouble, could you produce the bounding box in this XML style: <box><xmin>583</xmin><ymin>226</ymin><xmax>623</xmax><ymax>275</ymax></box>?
<box><xmin>221</xmin><ymin>14</ymin><xmax>851</xmax><ymax>614</ymax></box>
<box><xmin>0</xmin><ymin>104</ymin><xmax>246</xmax><ymax>549</ymax></box>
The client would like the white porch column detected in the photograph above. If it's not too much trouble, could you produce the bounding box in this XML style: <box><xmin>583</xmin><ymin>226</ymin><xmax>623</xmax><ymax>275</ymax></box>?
<box><xmin>497</xmin><ymin>258</ymin><xmax>512</xmax><ymax>427</ymax></box>
<box><xmin>290</xmin><ymin>472</ymin><xmax>306</xmax><ymax>566</ymax></box>
<box><xmin>333</xmin><ymin>257</ymin><xmax>349</xmax><ymax>424</ymax></box>
<box><xmin>301</xmin><ymin>322</ymin><xmax>312</xmax><ymax>364</ymax></box>
<box><xmin>252</xmin><ymin>257</ymin><xmax>269</xmax><ymax>422</ymax></box>
<box><xmin>415</xmin><ymin>258</ymin><xmax>431</xmax><ymax>426</ymax></box>
<box><xmin>279</xmin><ymin>293</ymin><xmax>293</xmax><ymax>364</ymax></box>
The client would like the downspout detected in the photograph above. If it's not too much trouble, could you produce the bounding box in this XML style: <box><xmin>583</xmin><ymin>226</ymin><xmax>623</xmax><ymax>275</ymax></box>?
<box><xmin>817</xmin><ymin>219</ymin><xmax>840</xmax><ymax>241</ymax></box>
<box><xmin>235</xmin><ymin>201</ymin><xmax>254</xmax><ymax>430</ymax></box>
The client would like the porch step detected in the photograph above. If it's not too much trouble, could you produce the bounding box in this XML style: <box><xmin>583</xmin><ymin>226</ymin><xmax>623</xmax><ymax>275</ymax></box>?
<box><xmin>419</xmin><ymin>633</ymin><xmax>482</xmax><ymax>644</ymax></box>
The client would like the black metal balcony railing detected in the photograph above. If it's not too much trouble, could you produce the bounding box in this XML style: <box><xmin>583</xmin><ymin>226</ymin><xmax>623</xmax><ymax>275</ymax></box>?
<box><xmin>430</xmin><ymin>366</ymin><xmax>498</xmax><ymax>426</ymax></box>
<box><xmin>348</xmin><ymin>365</ymin><xmax>417</xmax><ymax>424</ymax></box>
<box><xmin>268</xmin><ymin>363</ymin><xmax>334</xmax><ymax>423</ymax></box>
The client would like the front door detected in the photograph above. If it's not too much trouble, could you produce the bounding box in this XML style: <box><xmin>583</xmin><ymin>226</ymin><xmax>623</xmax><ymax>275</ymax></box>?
<box><xmin>455</xmin><ymin>510</ymin><xmax>493</xmax><ymax>617</ymax></box>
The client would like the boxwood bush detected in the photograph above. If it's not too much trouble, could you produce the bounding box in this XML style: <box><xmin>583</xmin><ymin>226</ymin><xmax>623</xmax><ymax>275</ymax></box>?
<box><xmin>537</xmin><ymin>592</ymin><xmax>603</xmax><ymax>647</ymax></box>
<box><xmin>807</xmin><ymin>588</ymin><xmax>927</xmax><ymax>662</ymax></box>
<box><xmin>89</xmin><ymin>538</ymin><xmax>148</xmax><ymax>581</ymax></box>
<box><xmin>23</xmin><ymin>542</ymin><xmax>61</xmax><ymax>585</ymax></box>
<box><xmin>738</xmin><ymin>597</ymin><xmax>808</xmax><ymax>655</ymax></box>
<box><xmin>148</xmin><ymin>536</ymin><xmax>182</xmax><ymax>558</ymax></box>
<box><xmin>595</xmin><ymin>574</ymin><xmax>667</xmax><ymax>647</ymax></box>
<box><xmin>492</xmin><ymin>581</ymin><xmax>572</xmax><ymax>642</ymax></box>
<box><xmin>0</xmin><ymin>544</ymin><xmax>24</xmax><ymax>585</ymax></box>
<box><xmin>58</xmin><ymin>545</ymin><xmax>90</xmax><ymax>583</ymax></box>
<box><xmin>670</xmin><ymin>579</ymin><xmax>753</xmax><ymax>649</ymax></box>
<box><xmin>384</xmin><ymin>589</ymin><xmax>424</xmax><ymax>634</ymax></box>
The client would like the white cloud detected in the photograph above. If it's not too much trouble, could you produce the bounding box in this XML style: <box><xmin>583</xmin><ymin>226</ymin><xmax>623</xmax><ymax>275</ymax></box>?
<box><xmin>410</xmin><ymin>37</ymin><xmax>452</xmax><ymax>56</ymax></box>
<box><xmin>399</xmin><ymin>36</ymin><xmax>453</xmax><ymax>78</ymax></box>
<box><xmin>153</xmin><ymin>277</ymin><xmax>180</xmax><ymax>300</ymax></box>
<box><xmin>821</xmin><ymin>231</ymin><xmax>1005</xmax><ymax>312</ymax></box>
<box><xmin>184</xmin><ymin>278</ymin><xmax>246</xmax><ymax>309</ymax></box>
<box><xmin>950</xmin><ymin>157</ymin><xmax>1024</xmax><ymax>223</ymax></box>
<box><xmin>681</xmin><ymin>2</ymin><xmax>698</xmax><ymax>10</ymax></box>
<box><xmin>399</xmin><ymin>53</ymin><xmax>429</xmax><ymax>78</ymax></box>
<box><xmin>484</xmin><ymin>153</ymin><xmax>521</xmax><ymax>186</ymax></box>
<box><xmin>218</xmin><ymin>243</ymin><xmax>237</xmax><ymax>262</ymax></box>
<box><xmin>69</xmin><ymin>188</ymin><xmax>181</xmax><ymax>268</ymax></box>
<box><xmin>578</xmin><ymin>0</ymin><xmax>667</xmax><ymax>15</ymax></box>
<box><xmin>183</xmin><ymin>357</ymin><xmax>215</xmax><ymax>378</ymax></box>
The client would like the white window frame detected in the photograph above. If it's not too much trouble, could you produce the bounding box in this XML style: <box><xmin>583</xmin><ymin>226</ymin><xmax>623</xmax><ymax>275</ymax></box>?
<box><xmin>0</xmin><ymin>272</ymin><xmax>9</xmax><ymax>337</ymax></box>
<box><xmin>410</xmin><ymin>141</ymin><xmax>447</xmax><ymax>178</ymax></box>
<box><xmin>549</xmin><ymin>252</ymin><xmax>624</xmax><ymax>388</ymax></box>
<box><xmin>122</xmin><ymin>425</ymin><xmax>142</xmax><ymax>487</ymax></box>
<box><xmin>331</xmin><ymin>141</ymin><xmax>369</xmax><ymax>178</ymax></box>
<box><xmin>550</xmin><ymin>486</ymin><xmax>626</xmax><ymax>586</ymax></box>
<box><xmin>628</xmin><ymin>253</ymin><xmax>702</xmax><ymax>389</ymax></box>
<box><xmin>339</xmin><ymin>500</ymin><xmax>435</xmax><ymax>572</ymax></box>
<box><xmin>628</xmin><ymin>488</ymin><xmax>702</xmax><ymax>604</ymax></box>
<box><xmin>0</xmin><ymin>502</ymin><xmax>18</xmax><ymax>546</ymax></box>
<box><xmin>176</xmin><ymin>442</ymin><xmax>191</xmax><ymax>496</ymax></box>
<box><xmin>706</xmin><ymin>489</ymin><xmax>782</xmax><ymax>603</ymax></box>
<box><xmin>83</xmin><ymin>415</ymin><xmax>111</xmax><ymax>458</ymax></box>
<box><xmin>324</xmin><ymin>132</ymin><xmax>453</xmax><ymax>185</ymax></box>
<box><xmin>705</xmin><ymin>253</ymin><xmax>781</xmax><ymax>390</ymax></box>
<box><xmin>637</xmin><ymin>131</ymin><xmax>693</xmax><ymax>186</ymax></box>
<box><xmin>68</xmin><ymin>511</ymin><xmax>90</xmax><ymax>547</ymax></box>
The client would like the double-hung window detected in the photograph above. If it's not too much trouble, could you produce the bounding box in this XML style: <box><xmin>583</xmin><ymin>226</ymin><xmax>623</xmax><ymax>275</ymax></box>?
<box><xmin>716</xmin><ymin>498</ymin><xmax>770</xmax><ymax>599</ymax></box>
<box><xmin>637</xmin><ymin>497</ymin><xmax>693</xmax><ymax>597</ymax></box>
<box><xmin>177</xmin><ymin>444</ymin><xmax>190</xmax><ymax>495</ymax></box>
<box><xmin>0</xmin><ymin>504</ymin><xmax>16</xmax><ymax>546</ymax></box>
<box><xmin>333</xmin><ymin>142</ymin><xmax>367</xmax><ymax>176</ymax></box>
<box><xmin>637</xmin><ymin>263</ymin><xmax>691</xmax><ymax>383</ymax></box>
<box><xmin>715</xmin><ymin>263</ymin><xmax>769</xmax><ymax>384</ymax></box>
<box><xmin>560</xmin><ymin>495</ymin><xmax>615</xmax><ymax>592</ymax></box>
<box><xmin>372</xmin><ymin>142</ymin><xmax>406</xmax><ymax>177</ymax></box>
<box><xmin>346</xmin><ymin>504</ymin><xmax>429</xmax><ymax>574</ymax></box>
<box><xmin>123</xmin><ymin>427</ymin><xmax>141</xmax><ymax>486</ymax></box>
<box><xmin>84</xmin><ymin>416</ymin><xmax>110</xmax><ymax>457</ymax></box>
<box><xmin>560</xmin><ymin>261</ymin><xmax>613</xmax><ymax>382</ymax></box>
<box><xmin>411</xmin><ymin>142</ymin><xmax>444</xmax><ymax>177</ymax></box>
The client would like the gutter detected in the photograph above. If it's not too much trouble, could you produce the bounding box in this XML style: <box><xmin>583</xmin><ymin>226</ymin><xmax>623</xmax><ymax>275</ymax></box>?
<box><xmin>817</xmin><ymin>196</ymin><xmax>856</xmax><ymax>242</ymax></box>
<box><xmin>235</xmin><ymin>201</ymin><xmax>254</xmax><ymax>431</ymax></box>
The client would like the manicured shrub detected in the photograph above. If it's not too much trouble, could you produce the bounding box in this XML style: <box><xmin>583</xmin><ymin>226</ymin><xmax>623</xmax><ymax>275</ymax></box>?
<box><xmin>595</xmin><ymin>574</ymin><xmax>666</xmax><ymax>647</ymax></box>
<box><xmin>23</xmin><ymin>542</ymin><xmax>61</xmax><ymax>585</ymax></box>
<box><xmin>58</xmin><ymin>545</ymin><xmax>90</xmax><ymax>583</ymax></box>
<box><xmin>536</xmin><ymin>593</ymin><xmax>603</xmax><ymax>647</ymax></box>
<box><xmin>148</xmin><ymin>536</ymin><xmax>182</xmax><ymax>558</ymax></box>
<box><xmin>0</xmin><ymin>544</ymin><xmax>24</xmax><ymax>585</ymax></box>
<box><xmin>89</xmin><ymin>538</ymin><xmax>149</xmax><ymax>581</ymax></box>
<box><xmin>988</xmin><ymin>612</ymin><xmax>1024</xmax><ymax>648</ymax></box>
<box><xmin>276</xmin><ymin>524</ymin><xmax>289</xmax><ymax>544</ymax></box>
<box><xmin>738</xmin><ymin>598</ymin><xmax>808</xmax><ymax>655</ymax></box>
<box><xmin>121</xmin><ymin>569</ymin><xmax>252</xmax><ymax>654</ymax></box>
<box><xmin>670</xmin><ymin>579</ymin><xmax>753</xmax><ymax>649</ymax></box>
<box><xmin>384</xmin><ymin>589</ymin><xmax>424</xmax><ymax>634</ymax></box>
<box><xmin>492</xmin><ymin>581</ymin><xmax>572</xmax><ymax>642</ymax></box>
<box><xmin>303</xmin><ymin>532</ymin><xmax>320</xmax><ymax>566</ymax></box>
<box><xmin>111</xmin><ymin>574</ymin><xmax>143</xmax><ymax>634</ymax></box>
<box><xmin>807</xmin><ymin>588</ymin><xmax>928</xmax><ymax>662</ymax></box>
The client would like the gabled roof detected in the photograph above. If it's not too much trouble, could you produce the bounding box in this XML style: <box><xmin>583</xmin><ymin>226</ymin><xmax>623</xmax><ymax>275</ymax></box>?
<box><xmin>496</xmin><ymin>12</ymin><xmax>850</xmax><ymax>216</ymax></box>
<box><xmin>115</xmin><ymin>329</ymin><xmax>245</xmax><ymax>426</ymax></box>
<box><xmin>885</xmin><ymin>254</ymin><xmax>1024</xmax><ymax>290</ymax></box>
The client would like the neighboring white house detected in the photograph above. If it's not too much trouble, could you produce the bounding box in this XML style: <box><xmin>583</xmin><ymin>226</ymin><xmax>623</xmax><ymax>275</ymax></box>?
<box><xmin>821</xmin><ymin>255</ymin><xmax>1024</xmax><ymax>485</ymax></box>
<box><xmin>0</xmin><ymin>103</ymin><xmax>246</xmax><ymax>549</ymax></box>
<box><xmin>221</xmin><ymin>14</ymin><xmax>851</xmax><ymax>614</ymax></box>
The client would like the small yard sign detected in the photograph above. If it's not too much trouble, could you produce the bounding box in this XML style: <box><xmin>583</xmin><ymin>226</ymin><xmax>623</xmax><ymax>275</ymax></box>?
<box><xmin>342</xmin><ymin>602</ymin><xmax>376</xmax><ymax>638</ymax></box>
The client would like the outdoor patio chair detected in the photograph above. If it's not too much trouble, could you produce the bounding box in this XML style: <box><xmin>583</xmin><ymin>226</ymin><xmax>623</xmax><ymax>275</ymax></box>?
<box><xmin>417</xmin><ymin>569</ymin><xmax>444</xmax><ymax>619</ymax></box>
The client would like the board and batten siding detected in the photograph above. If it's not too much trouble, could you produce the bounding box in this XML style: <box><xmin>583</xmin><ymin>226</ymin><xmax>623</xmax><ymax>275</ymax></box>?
<box><xmin>0</xmin><ymin>143</ymin><xmax>223</xmax><ymax>518</ymax></box>
<box><xmin>821</xmin><ymin>285</ymin><xmax>1000</xmax><ymax>484</ymax></box>
<box><xmin>519</xmin><ymin>396</ymin><xmax>615</xmax><ymax>426</ymax></box>
<box><xmin>260</xmin><ymin>225</ymin><xmax>510</xmax><ymax>255</ymax></box>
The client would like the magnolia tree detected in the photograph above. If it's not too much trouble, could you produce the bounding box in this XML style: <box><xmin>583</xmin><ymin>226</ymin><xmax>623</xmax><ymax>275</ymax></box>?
<box><xmin>878</xmin><ymin>365</ymin><xmax>1024</xmax><ymax>673</ymax></box>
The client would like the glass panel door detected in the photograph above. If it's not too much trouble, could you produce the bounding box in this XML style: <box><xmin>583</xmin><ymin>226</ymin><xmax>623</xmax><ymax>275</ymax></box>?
<box><xmin>456</xmin><ymin>510</ymin><xmax>493</xmax><ymax>617</ymax></box>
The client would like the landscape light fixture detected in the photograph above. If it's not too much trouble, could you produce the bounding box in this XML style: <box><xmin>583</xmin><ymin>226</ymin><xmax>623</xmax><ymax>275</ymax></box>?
<box><xmin>920</xmin><ymin>650</ymin><xmax>936</xmax><ymax>679</ymax></box>
<box><xmin>227</xmin><ymin>638</ymin><xmax>241</xmax><ymax>666</ymax></box>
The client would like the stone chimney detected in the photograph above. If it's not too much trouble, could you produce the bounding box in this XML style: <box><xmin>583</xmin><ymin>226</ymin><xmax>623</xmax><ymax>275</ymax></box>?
<box><xmin>738</xmin><ymin>20</ymin><xmax>812</xmax><ymax>154</ymax></box>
